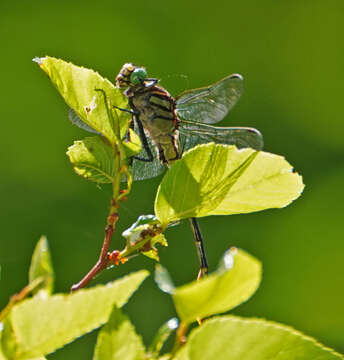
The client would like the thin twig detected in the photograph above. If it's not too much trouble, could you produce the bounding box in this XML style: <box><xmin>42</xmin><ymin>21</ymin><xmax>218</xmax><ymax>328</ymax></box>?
<box><xmin>70</xmin><ymin>211</ymin><xmax>119</xmax><ymax>292</ymax></box>
<box><xmin>172</xmin><ymin>321</ymin><xmax>189</xmax><ymax>355</ymax></box>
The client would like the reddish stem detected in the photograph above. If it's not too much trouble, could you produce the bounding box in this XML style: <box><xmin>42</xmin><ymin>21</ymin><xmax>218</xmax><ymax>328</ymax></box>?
<box><xmin>70</xmin><ymin>213</ymin><xmax>118</xmax><ymax>292</ymax></box>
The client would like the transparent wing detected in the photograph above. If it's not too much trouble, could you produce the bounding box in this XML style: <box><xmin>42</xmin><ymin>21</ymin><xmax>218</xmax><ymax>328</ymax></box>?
<box><xmin>179</xmin><ymin>122</ymin><xmax>264</xmax><ymax>152</ymax></box>
<box><xmin>176</xmin><ymin>74</ymin><xmax>243</xmax><ymax>124</ymax></box>
<box><xmin>130</xmin><ymin>129</ymin><xmax>166</xmax><ymax>181</ymax></box>
<box><xmin>68</xmin><ymin>108</ymin><xmax>100</xmax><ymax>134</ymax></box>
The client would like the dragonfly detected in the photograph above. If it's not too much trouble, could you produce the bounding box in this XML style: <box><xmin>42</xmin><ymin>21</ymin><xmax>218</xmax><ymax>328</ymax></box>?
<box><xmin>69</xmin><ymin>63</ymin><xmax>264</xmax><ymax>278</ymax></box>
<box><xmin>112</xmin><ymin>64</ymin><xmax>263</xmax><ymax>181</ymax></box>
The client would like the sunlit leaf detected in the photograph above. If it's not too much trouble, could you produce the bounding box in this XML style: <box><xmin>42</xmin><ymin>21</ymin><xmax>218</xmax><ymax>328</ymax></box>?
<box><xmin>0</xmin><ymin>327</ymin><xmax>46</xmax><ymax>360</ymax></box>
<box><xmin>1</xmin><ymin>271</ymin><xmax>148</xmax><ymax>360</ymax></box>
<box><xmin>34</xmin><ymin>56</ymin><xmax>130</xmax><ymax>143</ymax></box>
<box><xmin>93</xmin><ymin>306</ymin><xmax>145</xmax><ymax>360</ymax></box>
<box><xmin>173</xmin><ymin>248</ymin><xmax>261</xmax><ymax>324</ymax></box>
<box><xmin>28</xmin><ymin>236</ymin><xmax>54</xmax><ymax>297</ymax></box>
<box><xmin>155</xmin><ymin>144</ymin><xmax>304</xmax><ymax>226</ymax></box>
<box><xmin>182</xmin><ymin>316</ymin><xmax>343</xmax><ymax>360</ymax></box>
<box><xmin>67</xmin><ymin>136</ymin><xmax>116</xmax><ymax>183</ymax></box>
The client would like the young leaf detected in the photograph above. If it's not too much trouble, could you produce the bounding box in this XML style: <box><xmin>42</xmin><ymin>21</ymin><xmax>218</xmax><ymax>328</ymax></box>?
<box><xmin>148</xmin><ymin>317</ymin><xmax>179</xmax><ymax>358</ymax></box>
<box><xmin>155</xmin><ymin>144</ymin><xmax>304</xmax><ymax>225</ymax></box>
<box><xmin>67</xmin><ymin>136</ymin><xmax>116</xmax><ymax>183</ymax></box>
<box><xmin>182</xmin><ymin>316</ymin><xmax>343</xmax><ymax>360</ymax></box>
<box><xmin>140</xmin><ymin>233</ymin><xmax>167</xmax><ymax>262</ymax></box>
<box><xmin>1</xmin><ymin>271</ymin><xmax>148</xmax><ymax>360</ymax></box>
<box><xmin>122</xmin><ymin>215</ymin><xmax>167</xmax><ymax>261</ymax></box>
<box><xmin>28</xmin><ymin>236</ymin><xmax>54</xmax><ymax>297</ymax></box>
<box><xmin>93</xmin><ymin>305</ymin><xmax>145</xmax><ymax>360</ymax></box>
<box><xmin>172</xmin><ymin>248</ymin><xmax>261</xmax><ymax>324</ymax></box>
<box><xmin>34</xmin><ymin>56</ymin><xmax>130</xmax><ymax>143</ymax></box>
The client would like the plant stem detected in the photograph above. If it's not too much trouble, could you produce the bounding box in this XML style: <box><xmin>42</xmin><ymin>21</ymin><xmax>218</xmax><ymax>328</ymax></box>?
<box><xmin>70</xmin><ymin>208</ymin><xmax>119</xmax><ymax>292</ymax></box>
<box><xmin>172</xmin><ymin>322</ymin><xmax>189</xmax><ymax>354</ymax></box>
<box><xmin>70</xmin><ymin>140</ymin><xmax>127</xmax><ymax>292</ymax></box>
<box><xmin>70</xmin><ymin>93</ymin><xmax>136</xmax><ymax>292</ymax></box>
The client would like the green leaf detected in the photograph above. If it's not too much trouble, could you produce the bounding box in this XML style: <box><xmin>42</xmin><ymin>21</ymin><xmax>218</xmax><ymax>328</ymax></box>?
<box><xmin>173</xmin><ymin>248</ymin><xmax>261</xmax><ymax>324</ymax></box>
<box><xmin>93</xmin><ymin>305</ymin><xmax>145</xmax><ymax>360</ymax></box>
<box><xmin>1</xmin><ymin>348</ymin><xmax>47</xmax><ymax>360</ymax></box>
<box><xmin>67</xmin><ymin>136</ymin><xmax>115</xmax><ymax>183</ymax></box>
<box><xmin>28</xmin><ymin>236</ymin><xmax>54</xmax><ymax>297</ymax></box>
<box><xmin>148</xmin><ymin>318</ymin><xmax>179</xmax><ymax>357</ymax></box>
<box><xmin>2</xmin><ymin>329</ymin><xmax>46</xmax><ymax>360</ymax></box>
<box><xmin>34</xmin><ymin>56</ymin><xmax>130</xmax><ymax>143</ymax></box>
<box><xmin>155</xmin><ymin>144</ymin><xmax>304</xmax><ymax>225</ymax></box>
<box><xmin>183</xmin><ymin>316</ymin><xmax>343</xmax><ymax>360</ymax></box>
<box><xmin>1</xmin><ymin>271</ymin><xmax>148</xmax><ymax>360</ymax></box>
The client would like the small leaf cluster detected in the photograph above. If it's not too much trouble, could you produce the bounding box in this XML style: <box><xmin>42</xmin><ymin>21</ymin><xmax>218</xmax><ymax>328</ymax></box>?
<box><xmin>0</xmin><ymin>238</ymin><xmax>342</xmax><ymax>360</ymax></box>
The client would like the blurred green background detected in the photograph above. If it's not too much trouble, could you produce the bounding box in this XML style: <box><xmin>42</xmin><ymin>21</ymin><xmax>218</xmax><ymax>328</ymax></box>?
<box><xmin>1</xmin><ymin>0</ymin><xmax>344</xmax><ymax>357</ymax></box>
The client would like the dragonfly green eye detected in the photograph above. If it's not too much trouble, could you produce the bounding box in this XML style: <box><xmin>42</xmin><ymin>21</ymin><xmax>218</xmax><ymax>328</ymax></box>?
<box><xmin>130</xmin><ymin>67</ymin><xmax>147</xmax><ymax>85</ymax></box>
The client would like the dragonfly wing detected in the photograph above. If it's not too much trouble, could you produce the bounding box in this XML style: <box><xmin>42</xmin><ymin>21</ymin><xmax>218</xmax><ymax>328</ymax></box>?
<box><xmin>175</xmin><ymin>74</ymin><xmax>243</xmax><ymax>124</ymax></box>
<box><xmin>68</xmin><ymin>108</ymin><xmax>100</xmax><ymax>134</ymax></box>
<box><xmin>130</xmin><ymin>128</ymin><xmax>166</xmax><ymax>181</ymax></box>
<box><xmin>179</xmin><ymin>122</ymin><xmax>264</xmax><ymax>152</ymax></box>
<box><xmin>130</xmin><ymin>157</ymin><xmax>166</xmax><ymax>181</ymax></box>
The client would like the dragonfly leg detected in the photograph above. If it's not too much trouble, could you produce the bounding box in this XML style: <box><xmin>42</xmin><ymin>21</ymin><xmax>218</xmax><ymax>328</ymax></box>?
<box><xmin>133</xmin><ymin>117</ymin><xmax>155</xmax><ymax>162</ymax></box>
<box><xmin>113</xmin><ymin>105</ymin><xmax>137</xmax><ymax>115</ymax></box>
<box><xmin>189</xmin><ymin>217</ymin><xmax>209</xmax><ymax>279</ymax></box>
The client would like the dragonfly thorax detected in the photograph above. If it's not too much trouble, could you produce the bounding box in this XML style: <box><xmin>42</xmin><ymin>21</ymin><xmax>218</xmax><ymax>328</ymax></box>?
<box><xmin>127</xmin><ymin>82</ymin><xmax>180</xmax><ymax>163</ymax></box>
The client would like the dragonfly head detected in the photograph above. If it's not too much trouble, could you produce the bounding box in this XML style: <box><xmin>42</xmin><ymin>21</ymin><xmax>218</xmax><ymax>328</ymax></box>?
<box><xmin>116</xmin><ymin>63</ymin><xmax>148</xmax><ymax>88</ymax></box>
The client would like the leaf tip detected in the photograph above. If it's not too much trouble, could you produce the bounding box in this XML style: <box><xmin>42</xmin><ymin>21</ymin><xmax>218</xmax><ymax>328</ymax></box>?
<box><xmin>32</xmin><ymin>56</ymin><xmax>46</xmax><ymax>66</ymax></box>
